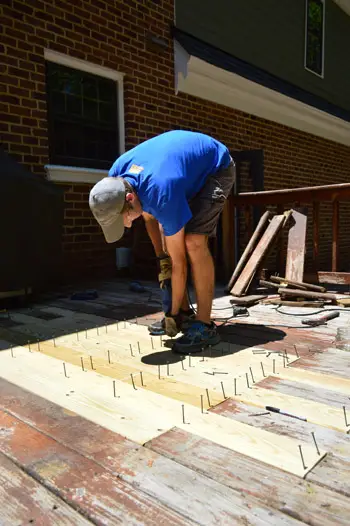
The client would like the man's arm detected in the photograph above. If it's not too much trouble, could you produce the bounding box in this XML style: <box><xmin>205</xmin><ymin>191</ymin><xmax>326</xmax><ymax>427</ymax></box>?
<box><xmin>142</xmin><ymin>212</ymin><xmax>167</xmax><ymax>257</ymax></box>
<box><xmin>165</xmin><ymin>227</ymin><xmax>187</xmax><ymax>316</ymax></box>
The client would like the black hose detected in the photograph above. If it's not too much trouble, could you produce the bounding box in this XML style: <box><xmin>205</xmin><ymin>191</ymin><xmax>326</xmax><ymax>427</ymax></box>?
<box><xmin>274</xmin><ymin>306</ymin><xmax>350</xmax><ymax>316</ymax></box>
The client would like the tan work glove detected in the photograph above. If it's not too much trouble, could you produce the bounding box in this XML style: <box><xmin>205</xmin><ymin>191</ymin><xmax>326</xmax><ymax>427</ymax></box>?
<box><xmin>165</xmin><ymin>314</ymin><xmax>181</xmax><ymax>337</ymax></box>
<box><xmin>158</xmin><ymin>255</ymin><xmax>172</xmax><ymax>289</ymax></box>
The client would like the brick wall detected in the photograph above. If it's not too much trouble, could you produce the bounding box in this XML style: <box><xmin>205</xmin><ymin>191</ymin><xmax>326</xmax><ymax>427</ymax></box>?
<box><xmin>1</xmin><ymin>0</ymin><xmax>350</xmax><ymax>283</ymax></box>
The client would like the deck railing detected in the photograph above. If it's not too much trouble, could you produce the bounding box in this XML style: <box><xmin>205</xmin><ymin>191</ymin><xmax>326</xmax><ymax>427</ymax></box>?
<box><xmin>221</xmin><ymin>182</ymin><xmax>350</xmax><ymax>283</ymax></box>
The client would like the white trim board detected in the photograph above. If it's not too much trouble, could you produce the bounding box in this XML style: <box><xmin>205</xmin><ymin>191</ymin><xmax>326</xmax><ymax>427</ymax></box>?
<box><xmin>45</xmin><ymin>165</ymin><xmax>108</xmax><ymax>184</ymax></box>
<box><xmin>176</xmin><ymin>54</ymin><xmax>350</xmax><ymax>147</ymax></box>
<box><xmin>43</xmin><ymin>49</ymin><xmax>125</xmax><ymax>183</ymax></box>
<box><xmin>334</xmin><ymin>0</ymin><xmax>350</xmax><ymax>16</ymax></box>
<box><xmin>44</xmin><ymin>49</ymin><xmax>125</xmax><ymax>82</ymax></box>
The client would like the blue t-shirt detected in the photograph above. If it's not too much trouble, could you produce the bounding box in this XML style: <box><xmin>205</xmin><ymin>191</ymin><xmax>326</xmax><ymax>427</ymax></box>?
<box><xmin>108</xmin><ymin>130</ymin><xmax>231</xmax><ymax>236</ymax></box>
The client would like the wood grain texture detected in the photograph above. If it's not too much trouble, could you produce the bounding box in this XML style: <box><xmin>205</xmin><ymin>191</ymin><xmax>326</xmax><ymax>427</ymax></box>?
<box><xmin>231</xmin><ymin>214</ymin><xmax>286</xmax><ymax>296</ymax></box>
<box><xmin>293</xmin><ymin>347</ymin><xmax>350</xmax><ymax>379</ymax></box>
<box><xmin>212</xmin><ymin>398</ymin><xmax>350</xmax><ymax>497</ymax></box>
<box><xmin>259</xmin><ymin>376</ymin><xmax>350</xmax><ymax>410</ymax></box>
<box><xmin>0</xmin><ymin>345</ymin><xmax>326</xmax><ymax>477</ymax></box>
<box><xmin>264</xmin><ymin>367</ymin><xmax>350</xmax><ymax>397</ymax></box>
<box><xmin>234</xmin><ymin>386</ymin><xmax>349</xmax><ymax>433</ymax></box>
<box><xmin>0</xmin><ymin>378</ymin><xmax>305</xmax><ymax>526</ymax></box>
<box><xmin>0</xmin><ymin>452</ymin><xmax>92</xmax><ymax>526</ymax></box>
<box><xmin>227</xmin><ymin>210</ymin><xmax>271</xmax><ymax>292</ymax></box>
<box><xmin>147</xmin><ymin>428</ymin><xmax>350</xmax><ymax>526</ymax></box>
<box><xmin>0</xmin><ymin>410</ymin><xmax>195</xmax><ymax>526</ymax></box>
<box><xmin>285</xmin><ymin>210</ymin><xmax>307</xmax><ymax>283</ymax></box>
<box><xmin>270</xmin><ymin>275</ymin><xmax>326</xmax><ymax>292</ymax></box>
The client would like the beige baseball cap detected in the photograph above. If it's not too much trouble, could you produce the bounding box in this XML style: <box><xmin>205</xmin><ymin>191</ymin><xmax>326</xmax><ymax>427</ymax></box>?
<box><xmin>89</xmin><ymin>177</ymin><xmax>126</xmax><ymax>243</ymax></box>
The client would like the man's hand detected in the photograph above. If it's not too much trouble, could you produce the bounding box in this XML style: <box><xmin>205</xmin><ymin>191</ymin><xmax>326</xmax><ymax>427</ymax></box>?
<box><xmin>165</xmin><ymin>228</ymin><xmax>187</xmax><ymax>317</ymax></box>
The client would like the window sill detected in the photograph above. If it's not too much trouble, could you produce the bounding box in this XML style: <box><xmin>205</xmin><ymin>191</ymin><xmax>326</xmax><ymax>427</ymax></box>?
<box><xmin>45</xmin><ymin>164</ymin><xmax>108</xmax><ymax>184</ymax></box>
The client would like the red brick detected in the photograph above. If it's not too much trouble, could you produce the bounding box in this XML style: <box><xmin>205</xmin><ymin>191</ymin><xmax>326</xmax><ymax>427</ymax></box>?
<box><xmin>0</xmin><ymin>0</ymin><xmax>349</xmax><ymax>281</ymax></box>
<box><xmin>0</xmin><ymin>113</ymin><xmax>21</xmax><ymax>124</ymax></box>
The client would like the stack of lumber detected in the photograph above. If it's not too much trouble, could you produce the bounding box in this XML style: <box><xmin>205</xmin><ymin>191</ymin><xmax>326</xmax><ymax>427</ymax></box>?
<box><xmin>259</xmin><ymin>275</ymin><xmax>337</xmax><ymax>307</ymax></box>
<box><xmin>227</xmin><ymin>209</ymin><xmax>302</xmax><ymax>299</ymax></box>
<box><xmin>227</xmin><ymin>206</ymin><xmax>345</xmax><ymax>308</ymax></box>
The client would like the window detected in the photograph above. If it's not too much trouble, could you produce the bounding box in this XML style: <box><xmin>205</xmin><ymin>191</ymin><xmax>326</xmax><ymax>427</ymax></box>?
<box><xmin>46</xmin><ymin>62</ymin><xmax>120</xmax><ymax>170</ymax></box>
<box><xmin>305</xmin><ymin>0</ymin><xmax>325</xmax><ymax>77</ymax></box>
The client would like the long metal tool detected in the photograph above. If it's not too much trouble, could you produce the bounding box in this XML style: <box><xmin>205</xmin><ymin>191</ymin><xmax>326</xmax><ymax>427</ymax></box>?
<box><xmin>266</xmin><ymin>406</ymin><xmax>307</xmax><ymax>422</ymax></box>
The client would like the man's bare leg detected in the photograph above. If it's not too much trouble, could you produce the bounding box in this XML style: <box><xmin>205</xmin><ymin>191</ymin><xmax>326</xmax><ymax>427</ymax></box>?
<box><xmin>160</xmin><ymin>224</ymin><xmax>190</xmax><ymax>311</ymax></box>
<box><xmin>185</xmin><ymin>234</ymin><xmax>214</xmax><ymax>324</ymax></box>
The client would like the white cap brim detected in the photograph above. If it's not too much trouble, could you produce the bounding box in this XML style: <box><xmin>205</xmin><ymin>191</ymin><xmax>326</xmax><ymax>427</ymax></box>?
<box><xmin>100</xmin><ymin>214</ymin><xmax>125</xmax><ymax>243</ymax></box>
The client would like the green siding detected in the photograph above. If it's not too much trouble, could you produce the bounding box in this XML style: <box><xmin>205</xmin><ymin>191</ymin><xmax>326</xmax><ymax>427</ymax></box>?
<box><xmin>176</xmin><ymin>0</ymin><xmax>350</xmax><ymax>111</ymax></box>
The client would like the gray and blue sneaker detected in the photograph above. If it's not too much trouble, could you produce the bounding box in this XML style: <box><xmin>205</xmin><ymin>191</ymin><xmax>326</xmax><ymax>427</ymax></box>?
<box><xmin>172</xmin><ymin>320</ymin><xmax>220</xmax><ymax>354</ymax></box>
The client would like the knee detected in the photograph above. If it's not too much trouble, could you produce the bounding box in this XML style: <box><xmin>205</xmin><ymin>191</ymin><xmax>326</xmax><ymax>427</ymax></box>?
<box><xmin>185</xmin><ymin>234</ymin><xmax>207</xmax><ymax>256</ymax></box>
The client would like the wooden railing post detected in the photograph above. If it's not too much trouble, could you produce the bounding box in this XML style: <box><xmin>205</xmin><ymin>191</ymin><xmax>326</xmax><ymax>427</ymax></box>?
<box><xmin>276</xmin><ymin>204</ymin><xmax>284</xmax><ymax>274</ymax></box>
<box><xmin>332</xmin><ymin>200</ymin><xmax>339</xmax><ymax>272</ymax></box>
<box><xmin>221</xmin><ymin>196</ymin><xmax>235</xmax><ymax>280</ymax></box>
<box><xmin>244</xmin><ymin>205</ymin><xmax>253</xmax><ymax>241</ymax></box>
<box><xmin>313</xmin><ymin>202</ymin><xmax>319</xmax><ymax>271</ymax></box>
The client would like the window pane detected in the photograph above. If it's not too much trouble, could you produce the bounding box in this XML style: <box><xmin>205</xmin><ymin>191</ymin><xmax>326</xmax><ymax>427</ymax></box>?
<box><xmin>83</xmin><ymin>99</ymin><xmax>98</xmax><ymax>120</ymax></box>
<box><xmin>99</xmin><ymin>81</ymin><xmax>116</xmax><ymax>102</ymax></box>
<box><xmin>83</xmin><ymin>78</ymin><xmax>97</xmax><ymax>99</ymax></box>
<box><xmin>66</xmin><ymin>95</ymin><xmax>82</xmax><ymax>116</ymax></box>
<box><xmin>46</xmin><ymin>62</ymin><xmax>119</xmax><ymax>169</ymax></box>
<box><xmin>305</xmin><ymin>0</ymin><xmax>324</xmax><ymax>75</ymax></box>
<box><xmin>99</xmin><ymin>102</ymin><xmax>116</xmax><ymax>123</ymax></box>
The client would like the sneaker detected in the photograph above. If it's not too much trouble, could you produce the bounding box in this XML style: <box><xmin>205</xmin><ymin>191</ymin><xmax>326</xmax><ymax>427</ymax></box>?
<box><xmin>148</xmin><ymin>317</ymin><xmax>165</xmax><ymax>335</ymax></box>
<box><xmin>179</xmin><ymin>308</ymin><xmax>196</xmax><ymax>330</ymax></box>
<box><xmin>173</xmin><ymin>320</ymin><xmax>220</xmax><ymax>354</ymax></box>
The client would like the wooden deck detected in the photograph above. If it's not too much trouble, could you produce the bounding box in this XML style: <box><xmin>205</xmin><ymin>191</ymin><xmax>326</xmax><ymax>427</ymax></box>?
<box><xmin>1</xmin><ymin>279</ymin><xmax>350</xmax><ymax>525</ymax></box>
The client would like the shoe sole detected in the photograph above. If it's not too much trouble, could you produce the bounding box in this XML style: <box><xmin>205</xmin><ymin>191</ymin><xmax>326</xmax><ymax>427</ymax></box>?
<box><xmin>172</xmin><ymin>334</ymin><xmax>221</xmax><ymax>354</ymax></box>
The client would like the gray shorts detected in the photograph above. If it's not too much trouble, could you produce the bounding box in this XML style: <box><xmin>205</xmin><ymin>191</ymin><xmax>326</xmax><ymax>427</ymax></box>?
<box><xmin>185</xmin><ymin>160</ymin><xmax>236</xmax><ymax>237</ymax></box>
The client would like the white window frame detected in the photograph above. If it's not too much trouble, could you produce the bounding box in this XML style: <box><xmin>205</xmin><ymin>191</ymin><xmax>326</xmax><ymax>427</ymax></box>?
<box><xmin>304</xmin><ymin>0</ymin><xmax>326</xmax><ymax>78</ymax></box>
<box><xmin>44</xmin><ymin>49</ymin><xmax>125</xmax><ymax>184</ymax></box>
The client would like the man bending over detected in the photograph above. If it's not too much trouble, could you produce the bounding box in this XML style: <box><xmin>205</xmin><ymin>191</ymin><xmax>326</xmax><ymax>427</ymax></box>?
<box><xmin>89</xmin><ymin>130</ymin><xmax>235</xmax><ymax>353</ymax></box>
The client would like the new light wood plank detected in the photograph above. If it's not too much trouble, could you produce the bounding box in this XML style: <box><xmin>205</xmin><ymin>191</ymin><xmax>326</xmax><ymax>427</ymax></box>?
<box><xmin>0</xmin><ymin>345</ymin><xmax>326</xmax><ymax>477</ymax></box>
<box><xmin>0</xmin><ymin>452</ymin><xmax>92</xmax><ymax>526</ymax></box>
<box><xmin>36</xmin><ymin>340</ymin><xmax>224</xmax><ymax>410</ymax></box>
<box><xmin>41</xmin><ymin>329</ymin><xmax>298</xmax><ymax>403</ymax></box>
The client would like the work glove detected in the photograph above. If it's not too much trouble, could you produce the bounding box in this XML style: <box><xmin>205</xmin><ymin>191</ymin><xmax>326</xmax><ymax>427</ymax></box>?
<box><xmin>157</xmin><ymin>255</ymin><xmax>173</xmax><ymax>315</ymax></box>
<box><xmin>164</xmin><ymin>313</ymin><xmax>181</xmax><ymax>337</ymax></box>
<box><xmin>157</xmin><ymin>255</ymin><xmax>172</xmax><ymax>288</ymax></box>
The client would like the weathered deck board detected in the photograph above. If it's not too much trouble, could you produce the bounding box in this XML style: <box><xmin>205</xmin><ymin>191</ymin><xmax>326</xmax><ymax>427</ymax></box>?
<box><xmin>0</xmin><ymin>451</ymin><xmax>92</xmax><ymax>526</ymax></box>
<box><xmin>285</xmin><ymin>209</ymin><xmax>307</xmax><ymax>283</ymax></box>
<box><xmin>293</xmin><ymin>347</ymin><xmax>350</xmax><ymax>379</ymax></box>
<box><xmin>0</xmin><ymin>410</ymin><xmax>195</xmax><ymax>526</ymax></box>
<box><xmin>233</xmin><ymin>386</ymin><xmax>349</xmax><ymax>433</ymax></box>
<box><xmin>0</xmin><ymin>380</ymin><xmax>303</xmax><ymax>526</ymax></box>
<box><xmin>259</xmin><ymin>376</ymin><xmax>350</xmax><ymax>409</ymax></box>
<box><xmin>147</xmin><ymin>428</ymin><xmax>350</xmax><ymax>526</ymax></box>
<box><xmin>212</xmin><ymin>398</ymin><xmax>350</xmax><ymax>497</ymax></box>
